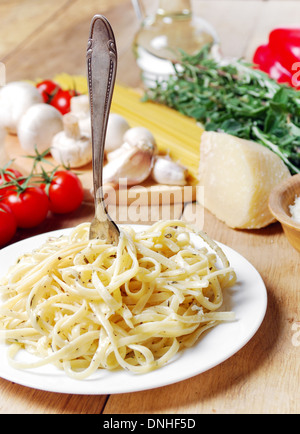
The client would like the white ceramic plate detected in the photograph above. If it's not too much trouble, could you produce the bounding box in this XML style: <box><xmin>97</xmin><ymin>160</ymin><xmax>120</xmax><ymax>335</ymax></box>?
<box><xmin>0</xmin><ymin>226</ymin><xmax>267</xmax><ymax>395</ymax></box>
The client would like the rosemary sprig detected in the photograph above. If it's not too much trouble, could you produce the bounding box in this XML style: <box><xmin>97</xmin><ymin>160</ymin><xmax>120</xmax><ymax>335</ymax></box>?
<box><xmin>144</xmin><ymin>46</ymin><xmax>300</xmax><ymax>174</ymax></box>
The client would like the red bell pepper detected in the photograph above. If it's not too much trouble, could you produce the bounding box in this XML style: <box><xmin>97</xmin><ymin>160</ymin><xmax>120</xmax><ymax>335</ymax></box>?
<box><xmin>253</xmin><ymin>28</ymin><xmax>300</xmax><ymax>88</ymax></box>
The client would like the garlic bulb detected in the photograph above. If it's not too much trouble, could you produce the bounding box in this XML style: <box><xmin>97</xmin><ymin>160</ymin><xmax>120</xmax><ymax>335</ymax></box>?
<box><xmin>51</xmin><ymin>113</ymin><xmax>92</xmax><ymax>168</ymax></box>
<box><xmin>18</xmin><ymin>103</ymin><xmax>63</xmax><ymax>154</ymax></box>
<box><xmin>151</xmin><ymin>156</ymin><xmax>188</xmax><ymax>186</ymax></box>
<box><xmin>0</xmin><ymin>81</ymin><xmax>43</xmax><ymax>134</ymax></box>
<box><xmin>106</xmin><ymin>141</ymin><xmax>132</xmax><ymax>162</ymax></box>
<box><xmin>123</xmin><ymin>126</ymin><xmax>156</xmax><ymax>151</ymax></box>
<box><xmin>103</xmin><ymin>141</ymin><xmax>155</xmax><ymax>186</ymax></box>
<box><xmin>105</xmin><ymin>113</ymin><xmax>130</xmax><ymax>153</ymax></box>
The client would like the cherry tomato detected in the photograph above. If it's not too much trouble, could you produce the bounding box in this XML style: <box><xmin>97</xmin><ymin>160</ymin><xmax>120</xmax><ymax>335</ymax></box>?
<box><xmin>42</xmin><ymin>170</ymin><xmax>84</xmax><ymax>214</ymax></box>
<box><xmin>50</xmin><ymin>89</ymin><xmax>73</xmax><ymax>115</ymax></box>
<box><xmin>2</xmin><ymin>187</ymin><xmax>49</xmax><ymax>228</ymax></box>
<box><xmin>36</xmin><ymin>80</ymin><xmax>61</xmax><ymax>104</ymax></box>
<box><xmin>0</xmin><ymin>167</ymin><xmax>23</xmax><ymax>197</ymax></box>
<box><xmin>0</xmin><ymin>203</ymin><xmax>17</xmax><ymax>247</ymax></box>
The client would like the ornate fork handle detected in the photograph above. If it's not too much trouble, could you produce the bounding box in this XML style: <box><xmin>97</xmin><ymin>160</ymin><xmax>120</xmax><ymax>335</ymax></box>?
<box><xmin>87</xmin><ymin>15</ymin><xmax>120</xmax><ymax>244</ymax></box>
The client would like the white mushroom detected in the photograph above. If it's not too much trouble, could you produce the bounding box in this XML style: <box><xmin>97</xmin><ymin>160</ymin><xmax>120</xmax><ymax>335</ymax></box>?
<box><xmin>18</xmin><ymin>103</ymin><xmax>63</xmax><ymax>154</ymax></box>
<box><xmin>79</xmin><ymin>116</ymin><xmax>91</xmax><ymax>137</ymax></box>
<box><xmin>51</xmin><ymin>113</ymin><xmax>92</xmax><ymax>168</ymax></box>
<box><xmin>103</xmin><ymin>141</ymin><xmax>155</xmax><ymax>186</ymax></box>
<box><xmin>69</xmin><ymin>94</ymin><xmax>92</xmax><ymax>138</ymax></box>
<box><xmin>0</xmin><ymin>81</ymin><xmax>43</xmax><ymax>134</ymax></box>
<box><xmin>70</xmin><ymin>94</ymin><xmax>90</xmax><ymax>119</ymax></box>
<box><xmin>151</xmin><ymin>156</ymin><xmax>188</xmax><ymax>186</ymax></box>
<box><xmin>105</xmin><ymin>113</ymin><xmax>130</xmax><ymax>153</ymax></box>
<box><xmin>76</xmin><ymin>112</ymin><xmax>131</xmax><ymax>146</ymax></box>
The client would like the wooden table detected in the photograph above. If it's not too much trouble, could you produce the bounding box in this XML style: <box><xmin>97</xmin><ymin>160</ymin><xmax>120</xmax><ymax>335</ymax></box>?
<box><xmin>0</xmin><ymin>0</ymin><xmax>299</xmax><ymax>415</ymax></box>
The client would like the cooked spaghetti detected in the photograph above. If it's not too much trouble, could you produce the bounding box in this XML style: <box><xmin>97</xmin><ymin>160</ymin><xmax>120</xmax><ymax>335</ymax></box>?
<box><xmin>0</xmin><ymin>220</ymin><xmax>236</xmax><ymax>379</ymax></box>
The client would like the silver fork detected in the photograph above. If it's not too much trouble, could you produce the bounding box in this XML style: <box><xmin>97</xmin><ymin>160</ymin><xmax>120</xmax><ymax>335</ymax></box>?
<box><xmin>87</xmin><ymin>15</ymin><xmax>120</xmax><ymax>245</ymax></box>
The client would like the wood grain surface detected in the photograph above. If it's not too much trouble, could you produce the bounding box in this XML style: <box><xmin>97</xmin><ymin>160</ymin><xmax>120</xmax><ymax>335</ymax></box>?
<box><xmin>0</xmin><ymin>0</ymin><xmax>299</xmax><ymax>415</ymax></box>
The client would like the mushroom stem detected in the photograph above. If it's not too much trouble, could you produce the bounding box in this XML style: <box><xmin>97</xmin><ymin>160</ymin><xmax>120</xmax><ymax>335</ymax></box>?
<box><xmin>63</xmin><ymin>113</ymin><xmax>81</xmax><ymax>140</ymax></box>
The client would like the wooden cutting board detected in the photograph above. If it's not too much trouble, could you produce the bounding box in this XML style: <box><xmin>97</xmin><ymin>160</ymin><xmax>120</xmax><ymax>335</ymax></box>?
<box><xmin>5</xmin><ymin>84</ymin><xmax>202</xmax><ymax>206</ymax></box>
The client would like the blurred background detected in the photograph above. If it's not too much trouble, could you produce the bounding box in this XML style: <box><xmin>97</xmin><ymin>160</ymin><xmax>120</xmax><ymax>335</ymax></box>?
<box><xmin>1</xmin><ymin>0</ymin><xmax>299</xmax><ymax>88</ymax></box>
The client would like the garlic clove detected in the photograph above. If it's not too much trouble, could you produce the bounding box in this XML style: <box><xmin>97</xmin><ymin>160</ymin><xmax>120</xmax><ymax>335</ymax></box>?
<box><xmin>18</xmin><ymin>103</ymin><xmax>63</xmax><ymax>154</ymax></box>
<box><xmin>123</xmin><ymin>126</ymin><xmax>157</xmax><ymax>153</ymax></box>
<box><xmin>151</xmin><ymin>156</ymin><xmax>188</xmax><ymax>186</ymax></box>
<box><xmin>105</xmin><ymin>113</ymin><xmax>130</xmax><ymax>153</ymax></box>
<box><xmin>103</xmin><ymin>142</ymin><xmax>154</xmax><ymax>186</ymax></box>
<box><xmin>106</xmin><ymin>142</ymin><xmax>133</xmax><ymax>162</ymax></box>
<box><xmin>51</xmin><ymin>113</ymin><xmax>92</xmax><ymax>168</ymax></box>
<box><xmin>107</xmin><ymin>127</ymin><xmax>157</xmax><ymax>163</ymax></box>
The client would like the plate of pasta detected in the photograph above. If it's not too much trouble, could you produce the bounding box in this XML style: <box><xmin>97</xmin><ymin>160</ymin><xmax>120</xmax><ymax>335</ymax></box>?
<box><xmin>0</xmin><ymin>221</ymin><xmax>267</xmax><ymax>395</ymax></box>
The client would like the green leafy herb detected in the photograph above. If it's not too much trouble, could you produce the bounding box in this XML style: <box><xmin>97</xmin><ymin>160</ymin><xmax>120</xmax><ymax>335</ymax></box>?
<box><xmin>144</xmin><ymin>46</ymin><xmax>300</xmax><ymax>174</ymax></box>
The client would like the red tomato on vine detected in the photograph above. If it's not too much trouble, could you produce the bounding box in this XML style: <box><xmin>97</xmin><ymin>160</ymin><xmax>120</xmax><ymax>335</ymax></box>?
<box><xmin>2</xmin><ymin>186</ymin><xmax>49</xmax><ymax>229</ymax></box>
<box><xmin>50</xmin><ymin>89</ymin><xmax>75</xmax><ymax>115</ymax></box>
<box><xmin>41</xmin><ymin>170</ymin><xmax>84</xmax><ymax>214</ymax></box>
<box><xmin>36</xmin><ymin>79</ymin><xmax>61</xmax><ymax>104</ymax></box>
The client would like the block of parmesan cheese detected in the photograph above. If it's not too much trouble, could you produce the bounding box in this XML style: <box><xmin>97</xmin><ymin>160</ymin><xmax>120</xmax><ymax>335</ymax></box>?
<box><xmin>197</xmin><ymin>131</ymin><xmax>291</xmax><ymax>229</ymax></box>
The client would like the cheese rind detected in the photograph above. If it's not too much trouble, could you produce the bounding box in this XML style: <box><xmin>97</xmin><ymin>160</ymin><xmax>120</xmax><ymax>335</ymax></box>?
<box><xmin>197</xmin><ymin>131</ymin><xmax>291</xmax><ymax>229</ymax></box>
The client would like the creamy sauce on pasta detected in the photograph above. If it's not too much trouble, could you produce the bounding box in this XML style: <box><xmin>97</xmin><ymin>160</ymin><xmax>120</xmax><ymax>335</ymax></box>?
<box><xmin>0</xmin><ymin>221</ymin><xmax>236</xmax><ymax>379</ymax></box>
